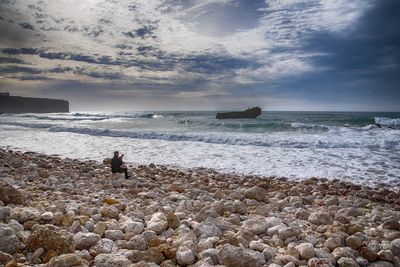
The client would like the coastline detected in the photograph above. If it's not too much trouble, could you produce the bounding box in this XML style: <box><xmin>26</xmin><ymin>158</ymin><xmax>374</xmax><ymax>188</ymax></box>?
<box><xmin>1</xmin><ymin>148</ymin><xmax>400</xmax><ymax>266</ymax></box>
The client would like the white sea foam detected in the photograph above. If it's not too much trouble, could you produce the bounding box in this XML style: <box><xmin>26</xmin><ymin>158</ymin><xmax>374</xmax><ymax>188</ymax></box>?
<box><xmin>1</xmin><ymin>112</ymin><xmax>399</xmax><ymax>186</ymax></box>
<box><xmin>375</xmin><ymin>117</ymin><xmax>400</xmax><ymax>126</ymax></box>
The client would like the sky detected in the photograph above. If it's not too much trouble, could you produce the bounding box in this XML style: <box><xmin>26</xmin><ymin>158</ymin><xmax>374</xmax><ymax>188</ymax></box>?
<box><xmin>0</xmin><ymin>0</ymin><xmax>399</xmax><ymax>111</ymax></box>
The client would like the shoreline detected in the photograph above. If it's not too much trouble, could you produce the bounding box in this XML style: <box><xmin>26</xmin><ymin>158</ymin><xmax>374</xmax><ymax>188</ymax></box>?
<box><xmin>2</xmin><ymin>144</ymin><xmax>399</xmax><ymax>190</ymax></box>
<box><xmin>1</xmin><ymin>148</ymin><xmax>400</xmax><ymax>266</ymax></box>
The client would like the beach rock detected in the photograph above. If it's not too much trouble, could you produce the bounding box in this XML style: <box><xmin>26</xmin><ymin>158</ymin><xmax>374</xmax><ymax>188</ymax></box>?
<box><xmin>93</xmin><ymin>222</ymin><xmax>107</xmax><ymax>236</ymax></box>
<box><xmin>272</xmin><ymin>255</ymin><xmax>301</xmax><ymax>266</ymax></box>
<box><xmin>104</xmin><ymin>230</ymin><xmax>124</xmax><ymax>241</ymax></box>
<box><xmin>123</xmin><ymin>221</ymin><xmax>144</xmax><ymax>234</ymax></box>
<box><xmin>249</xmin><ymin>240</ymin><xmax>268</xmax><ymax>252</ymax></box>
<box><xmin>127</xmin><ymin>248</ymin><xmax>165</xmax><ymax>264</ymax></box>
<box><xmin>390</xmin><ymin>239</ymin><xmax>400</xmax><ymax>257</ymax></box>
<box><xmin>360</xmin><ymin>246</ymin><xmax>378</xmax><ymax>261</ymax></box>
<box><xmin>47</xmin><ymin>253</ymin><xmax>83</xmax><ymax>267</ymax></box>
<box><xmin>10</xmin><ymin>207</ymin><xmax>41</xmax><ymax>223</ymax></box>
<box><xmin>337</xmin><ymin>257</ymin><xmax>359</xmax><ymax>267</ymax></box>
<box><xmin>308</xmin><ymin>212</ymin><xmax>334</xmax><ymax>225</ymax></box>
<box><xmin>200</xmin><ymin>248</ymin><xmax>219</xmax><ymax>265</ymax></box>
<box><xmin>42</xmin><ymin>212</ymin><xmax>54</xmax><ymax>221</ymax></box>
<box><xmin>0</xmin><ymin>185</ymin><xmax>26</xmax><ymax>205</ymax></box>
<box><xmin>176</xmin><ymin>243</ymin><xmax>196</xmax><ymax>266</ymax></box>
<box><xmin>218</xmin><ymin>244</ymin><xmax>265</xmax><ymax>267</ymax></box>
<box><xmin>99</xmin><ymin>206</ymin><xmax>119</xmax><ymax>220</ymax></box>
<box><xmin>8</xmin><ymin>219</ymin><xmax>23</xmax><ymax>232</ymax></box>
<box><xmin>296</xmin><ymin>243</ymin><xmax>315</xmax><ymax>260</ymax></box>
<box><xmin>38</xmin><ymin>168</ymin><xmax>49</xmax><ymax>178</ymax></box>
<box><xmin>325</xmin><ymin>237</ymin><xmax>343</xmax><ymax>251</ymax></box>
<box><xmin>380</xmin><ymin>220</ymin><xmax>400</xmax><ymax>231</ymax></box>
<box><xmin>337</xmin><ymin>207</ymin><xmax>364</xmax><ymax>218</ymax></box>
<box><xmin>369</xmin><ymin>241</ymin><xmax>381</xmax><ymax>254</ymax></box>
<box><xmin>103</xmin><ymin>197</ymin><xmax>120</xmax><ymax>205</ymax></box>
<box><xmin>129</xmin><ymin>235</ymin><xmax>148</xmax><ymax>251</ymax></box>
<box><xmin>332</xmin><ymin>247</ymin><xmax>356</xmax><ymax>260</ymax></box>
<box><xmin>346</xmin><ymin>235</ymin><xmax>363</xmax><ymax>250</ymax></box>
<box><xmin>74</xmin><ymin>232</ymin><xmax>101</xmax><ymax>250</ymax></box>
<box><xmin>26</xmin><ymin>225</ymin><xmax>75</xmax><ymax>256</ymax></box>
<box><xmin>195</xmin><ymin>220</ymin><xmax>222</xmax><ymax>239</ymax></box>
<box><xmin>0</xmin><ymin>251</ymin><xmax>13</xmax><ymax>266</ymax></box>
<box><xmin>242</xmin><ymin>217</ymin><xmax>269</xmax><ymax>235</ymax></box>
<box><xmin>356</xmin><ymin>257</ymin><xmax>369</xmax><ymax>267</ymax></box>
<box><xmin>308</xmin><ymin>257</ymin><xmax>335</xmax><ymax>267</ymax></box>
<box><xmin>378</xmin><ymin>250</ymin><xmax>394</xmax><ymax>262</ymax></box>
<box><xmin>147</xmin><ymin>212</ymin><xmax>168</xmax><ymax>234</ymax></box>
<box><xmin>0</xmin><ymin>207</ymin><xmax>11</xmax><ymax>221</ymax></box>
<box><xmin>103</xmin><ymin>158</ymin><xmax>112</xmax><ymax>165</ymax></box>
<box><xmin>90</xmin><ymin>238</ymin><xmax>118</xmax><ymax>255</ymax></box>
<box><xmin>32</xmin><ymin>247</ymin><xmax>44</xmax><ymax>264</ymax></box>
<box><xmin>263</xmin><ymin>246</ymin><xmax>277</xmax><ymax>260</ymax></box>
<box><xmin>94</xmin><ymin>253</ymin><xmax>132</xmax><ymax>267</ymax></box>
<box><xmin>295</xmin><ymin>209</ymin><xmax>311</xmax><ymax>220</ymax></box>
<box><xmin>166</xmin><ymin>213</ymin><xmax>180</xmax><ymax>229</ymax></box>
<box><xmin>368</xmin><ymin>261</ymin><xmax>395</xmax><ymax>267</ymax></box>
<box><xmin>0</xmin><ymin>224</ymin><xmax>22</xmax><ymax>254</ymax></box>
<box><xmin>244</xmin><ymin>186</ymin><xmax>266</xmax><ymax>202</ymax></box>
<box><xmin>286</xmin><ymin>242</ymin><xmax>300</xmax><ymax>258</ymax></box>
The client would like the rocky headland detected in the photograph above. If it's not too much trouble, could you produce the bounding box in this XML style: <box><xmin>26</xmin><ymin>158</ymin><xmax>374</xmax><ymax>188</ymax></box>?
<box><xmin>0</xmin><ymin>148</ymin><xmax>400</xmax><ymax>267</ymax></box>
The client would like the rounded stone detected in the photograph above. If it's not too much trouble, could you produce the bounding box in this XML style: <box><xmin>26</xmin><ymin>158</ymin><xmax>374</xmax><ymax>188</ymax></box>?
<box><xmin>296</xmin><ymin>243</ymin><xmax>315</xmax><ymax>260</ymax></box>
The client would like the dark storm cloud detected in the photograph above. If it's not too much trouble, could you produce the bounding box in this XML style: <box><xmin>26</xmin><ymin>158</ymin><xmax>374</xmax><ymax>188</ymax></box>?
<box><xmin>266</xmin><ymin>0</ymin><xmax>400</xmax><ymax>108</ymax></box>
<box><xmin>0</xmin><ymin>65</ymin><xmax>41</xmax><ymax>74</ymax></box>
<box><xmin>0</xmin><ymin>57</ymin><xmax>26</xmax><ymax>64</ymax></box>
<box><xmin>123</xmin><ymin>25</ymin><xmax>157</xmax><ymax>39</ymax></box>
<box><xmin>19</xmin><ymin>22</ymin><xmax>34</xmax><ymax>30</ymax></box>
<box><xmin>1</xmin><ymin>46</ymin><xmax>256</xmax><ymax>75</ymax></box>
<box><xmin>304</xmin><ymin>0</ymin><xmax>400</xmax><ymax>81</ymax></box>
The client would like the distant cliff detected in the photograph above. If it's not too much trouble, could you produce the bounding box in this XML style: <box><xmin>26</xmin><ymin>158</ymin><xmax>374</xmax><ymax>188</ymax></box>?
<box><xmin>0</xmin><ymin>93</ymin><xmax>69</xmax><ymax>114</ymax></box>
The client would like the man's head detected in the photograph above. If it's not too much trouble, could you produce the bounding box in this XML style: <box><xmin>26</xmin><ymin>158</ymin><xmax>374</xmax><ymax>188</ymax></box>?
<box><xmin>114</xmin><ymin>151</ymin><xmax>119</xmax><ymax>157</ymax></box>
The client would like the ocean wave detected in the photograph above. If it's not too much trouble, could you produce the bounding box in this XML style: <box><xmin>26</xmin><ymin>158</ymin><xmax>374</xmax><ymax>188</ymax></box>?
<box><xmin>72</xmin><ymin>112</ymin><xmax>160</xmax><ymax>119</ymax></box>
<box><xmin>0</xmin><ymin>122</ymin><xmax>55</xmax><ymax>128</ymax></box>
<box><xmin>375</xmin><ymin>117</ymin><xmax>400</xmax><ymax>127</ymax></box>
<box><xmin>290</xmin><ymin>123</ymin><xmax>330</xmax><ymax>131</ymax></box>
<box><xmin>46</xmin><ymin>125</ymin><xmax>400</xmax><ymax>150</ymax></box>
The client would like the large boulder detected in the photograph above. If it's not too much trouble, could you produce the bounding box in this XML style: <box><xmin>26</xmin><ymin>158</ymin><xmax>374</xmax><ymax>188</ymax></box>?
<box><xmin>390</xmin><ymin>239</ymin><xmax>400</xmax><ymax>257</ymax></box>
<box><xmin>242</xmin><ymin>217</ymin><xmax>269</xmax><ymax>235</ymax></box>
<box><xmin>74</xmin><ymin>232</ymin><xmax>101</xmax><ymax>250</ymax></box>
<box><xmin>177</xmin><ymin>241</ymin><xmax>196</xmax><ymax>266</ymax></box>
<box><xmin>0</xmin><ymin>223</ymin><xmax>23</xmax><ymax>254</ymax></box>
<box><xmin>46</xmin><ymin>253</ymin><xmax>84</xmax><ymax>267</ymax></box>
<box><xmin>147</xmin><ymin>212</ymin><xmax>168</xmax><ymax>234</ymax></box>
<box><xmin>218</xmin><ymin>244</ymin><xmax>266</xmax><ymax>267</ymax></box>
<box><xmin>244</xmin><ymin>186</ymin><xmax>267</xmax><ymax>202</ymax></box>
<box><xmin>90</xmin><ymin>238</ymin><xmax>118</xmax><ymax>256</ymax></box>
<box><xmin>0</xmin><ymin>251</ymin><xmax>13</xmax><ymax>266</ymax></box>
<box><xmin>26</xmin><ymin>225</ymin><xmax>75</xmax><ymax>258</ymax></box>
<box><xmin>0</xmin><ymin>184</ymin><xmax>26</xmax><ymax>205</ymax></box>
<box><xmin>308</xmin><ymin>212</ymin><xmax>333</xmax><ymax>225</ymax></box>
<box><xmin>296</xmin><ymin>243</ymin><xmax>315</xmax><ymax>260</ymax></box>
<box><xmin>99</xmin><ymin>206</ymin><xmax>119</xmax><ymax>220</ymax></box>
<box><xmin>10</xmin><ymin>207</ymin><xmax>41</xmax><ymax>223</ymax></box>
<box><xmin>194</xmin><ymin>220</ymin><xmax>222</xmax><ymax>239</ymax></box>
<box><xmin>94</xmin><ymin>254</ymin><xmax>132</xmax><ymax>267</ymax></box>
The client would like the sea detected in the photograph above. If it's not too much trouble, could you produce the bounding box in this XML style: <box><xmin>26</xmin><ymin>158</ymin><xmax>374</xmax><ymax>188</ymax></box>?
<box><xmin>0</xmin><ymin>111</ymin><xmax>399</xmax><ymax>186</ymax></box>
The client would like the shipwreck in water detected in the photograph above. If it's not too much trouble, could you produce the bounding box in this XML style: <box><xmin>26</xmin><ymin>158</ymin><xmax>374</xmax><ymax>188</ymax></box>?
<box><xmin>216</xmin><ymin>107</ymin><xmax>262</xmax><ymax>119</ymax></box>
<box><xmin>0</xmin><ymin>92</ymin><xmax>69</xmax><ymax>114</ymax></box>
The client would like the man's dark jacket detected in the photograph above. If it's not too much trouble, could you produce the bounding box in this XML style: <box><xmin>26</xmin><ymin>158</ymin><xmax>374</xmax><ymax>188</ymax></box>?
<box><xmin>111</xmin><ymin>156</ymin><xmax>123</xmax><ymax>173</ymax></box>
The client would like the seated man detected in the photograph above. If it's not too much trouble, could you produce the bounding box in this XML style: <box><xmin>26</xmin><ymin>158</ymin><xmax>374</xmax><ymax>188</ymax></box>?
<box><xmin>111</xmin><ymin>151</ymin><xmax>130</xmax><ymax>179</ymax></box>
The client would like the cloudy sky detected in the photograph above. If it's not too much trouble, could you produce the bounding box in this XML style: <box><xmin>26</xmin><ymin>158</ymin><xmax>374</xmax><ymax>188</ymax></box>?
<box><xmin>0</xmin><ymin>0</ymin><xmax>399</xmax><ymax>111</ymax></box>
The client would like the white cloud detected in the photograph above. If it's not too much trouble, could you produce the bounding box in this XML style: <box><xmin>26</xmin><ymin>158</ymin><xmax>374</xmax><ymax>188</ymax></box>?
<box><xmin>0</xmin><ymin>0</ymin><xmax>374</xmax><ymax>87</ymax></box>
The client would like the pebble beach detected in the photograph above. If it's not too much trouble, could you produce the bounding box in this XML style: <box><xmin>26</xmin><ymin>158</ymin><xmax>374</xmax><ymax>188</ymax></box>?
<box><xmin>1</xmin><ymin>148</ymin><xmax>400</xmax><ymax>267</ymax></box>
